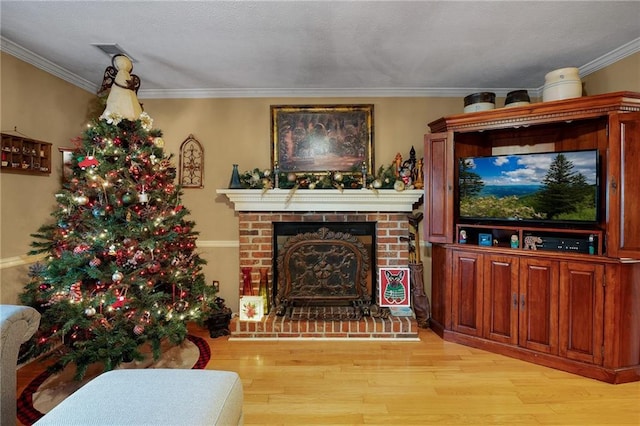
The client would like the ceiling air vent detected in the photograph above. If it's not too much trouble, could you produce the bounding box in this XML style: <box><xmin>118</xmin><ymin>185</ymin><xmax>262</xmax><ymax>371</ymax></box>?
<box><xmin>91</xmin><ymin>43</ymin><xmax>136</xmax><ymax>62</ymax></box>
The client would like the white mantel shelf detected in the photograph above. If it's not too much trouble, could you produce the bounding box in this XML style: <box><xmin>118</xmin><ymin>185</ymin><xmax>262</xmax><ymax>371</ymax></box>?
<box><xmin>217</xmin><ymin>188</ymin><xmax>424</xmax><ymax>212</ymax></box>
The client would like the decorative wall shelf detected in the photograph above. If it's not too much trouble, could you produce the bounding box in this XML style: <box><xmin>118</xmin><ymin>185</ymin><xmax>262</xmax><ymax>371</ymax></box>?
<box><xmin>1</xmin><ymin>133</ymin><xmax>52</xmax><ymax>176</ymax></box>
<box><xmin>217</xmin><ymin>189</ymin><xmax>423</xmax><ymax>212</ymax></box>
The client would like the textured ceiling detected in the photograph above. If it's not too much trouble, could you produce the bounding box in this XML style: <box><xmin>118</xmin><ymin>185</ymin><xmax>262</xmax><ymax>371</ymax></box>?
<box><xmin>1</xmin><ymin>1</ymin><xmax>639</xmax><ymax>98</ymax></box>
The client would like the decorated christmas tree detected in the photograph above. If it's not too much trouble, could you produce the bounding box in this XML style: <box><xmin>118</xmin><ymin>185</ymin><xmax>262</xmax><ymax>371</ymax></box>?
<box><xmin>20</xmin><ymin>55</ymin><xmax>217</xmax><ymax>379</ymax></box>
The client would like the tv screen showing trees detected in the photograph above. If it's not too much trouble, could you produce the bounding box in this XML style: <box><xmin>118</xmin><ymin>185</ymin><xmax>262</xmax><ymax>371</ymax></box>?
<box><xmin>458</xmin><ymin>149</ymin><xmax>599</xmax><ymax>224</ymax></box>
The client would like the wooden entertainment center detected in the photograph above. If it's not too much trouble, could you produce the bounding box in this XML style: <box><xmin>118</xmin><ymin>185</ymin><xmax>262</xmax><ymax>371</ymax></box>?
<box><xmin>424</xmin><ymin>91</ymin><xmax>640</xmax><ymax>383</ymax></box>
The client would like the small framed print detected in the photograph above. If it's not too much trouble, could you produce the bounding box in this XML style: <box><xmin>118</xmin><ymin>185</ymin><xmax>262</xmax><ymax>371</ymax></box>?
<box><xmin>239</xmin><ymin>296</ymin><xmax>264</xmax><ymax>321</ymax></box>
<box><xmin>59</xmin><ymin>147</ymin><xmax>75</xmax><ymax>183</ymax></box>
<box><xmin>378</xmin><ymin>267</ymin><xmax>411</xmax><ymax>307</ymax></box>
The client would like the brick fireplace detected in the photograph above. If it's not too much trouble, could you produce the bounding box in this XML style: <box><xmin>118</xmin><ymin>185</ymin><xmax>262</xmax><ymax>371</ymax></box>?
<box><xmin>217</xmin><ymin>189</ymin><xmax>423</xmax><ymax>339</ymax></box>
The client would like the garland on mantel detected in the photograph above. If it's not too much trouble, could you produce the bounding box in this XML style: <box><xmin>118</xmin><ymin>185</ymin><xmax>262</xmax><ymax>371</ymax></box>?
<box><xmin>237</xmin><ymin>149</ymin><xmax>423</xmax><ymax>193</ymax></box>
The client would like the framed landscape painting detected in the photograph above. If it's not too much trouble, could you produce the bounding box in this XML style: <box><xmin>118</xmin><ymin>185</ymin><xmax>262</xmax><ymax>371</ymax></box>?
<box><xmin>271</xmin><ymin>104</ymin><xmax>374</xmax><ymax>174</ymax></box>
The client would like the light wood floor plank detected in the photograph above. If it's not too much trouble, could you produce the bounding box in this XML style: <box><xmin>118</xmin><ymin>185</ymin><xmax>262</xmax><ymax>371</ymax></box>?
<box><xmin>16</xmin><ymin>326</ymin><xmax>640</xmax><ymax>425</ymax></box>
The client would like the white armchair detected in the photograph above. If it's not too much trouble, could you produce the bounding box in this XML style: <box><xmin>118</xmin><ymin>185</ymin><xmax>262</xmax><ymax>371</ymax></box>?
<box><xmin>1</xmin><ymin>305</ymin><xmax>41</xmax><ymax>426</ymax></box>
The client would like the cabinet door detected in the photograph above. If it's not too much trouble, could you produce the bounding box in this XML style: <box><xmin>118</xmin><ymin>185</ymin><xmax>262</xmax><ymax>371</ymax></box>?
<box><xmin>483</xmin><ymin>254</ymin><xmax>519</xmax><ymax>345</ymax></box>
<box><xmin>519</xmin><ymin>258</ymin><xmax>559</xmax><ymax>354</ymax></box>
<box><xmin>424</xmin><ymin>132</ymin><xmax>454</xmax><ymax>243</ymax></box>
<box><xmin>559</xmin><ymin>261</ymin><xmax>604</xmax><ymax>365</ymax></box>
<box><xmin>606</xmin><ymin>112</ymin><xmax>640</xmax><ymax>259</ymax></box>
<box><xmin>451</xmin><ymin>251</ymin><xmax>483</xmax><ymax>336</ymax></box>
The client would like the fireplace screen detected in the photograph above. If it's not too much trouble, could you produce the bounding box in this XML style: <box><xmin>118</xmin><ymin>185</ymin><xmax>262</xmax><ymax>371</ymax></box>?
<box><xmin>274</xmin><ymin>223</ymin><xmax>375</xmax><ymax>318</ymax></box>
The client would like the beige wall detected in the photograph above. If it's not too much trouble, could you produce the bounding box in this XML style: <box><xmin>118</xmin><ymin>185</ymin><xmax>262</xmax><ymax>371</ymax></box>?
<box><xmin>582</xmin><ymin>52</ymin><xmax>640</xmax><ymax>94</ymax></box>
<box><xmin>2</xmin><ymin>51</ymin><xmax>638</xmax><ymax>309</ymax></box>
<box><xmin>1</xmin><ymin>53</ymin><xmax>95</xmax><ymax>303</ymax></box>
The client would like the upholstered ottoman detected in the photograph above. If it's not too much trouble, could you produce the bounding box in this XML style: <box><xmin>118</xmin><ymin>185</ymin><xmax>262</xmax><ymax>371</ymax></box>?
<box><xmin>34</xmin><ymin>369</ymin><xmax>243</xmax><ymax>425</ymax></box>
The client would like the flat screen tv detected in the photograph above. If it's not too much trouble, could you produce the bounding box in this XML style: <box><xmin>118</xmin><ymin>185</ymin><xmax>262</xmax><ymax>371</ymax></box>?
<box><xmin>458</xmin><ymin>149</ymin><xmax>600</xmax><ymax>226</ymax></box>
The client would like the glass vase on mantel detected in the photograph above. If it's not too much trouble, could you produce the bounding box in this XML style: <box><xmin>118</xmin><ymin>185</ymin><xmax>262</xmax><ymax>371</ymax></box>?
<box><xmin>241</xmin><ymin>267</ymin><xmax>254</xmax><ymax>296</ymax></box>
<box><xmin>228</xmin><ymin>164</ymin><xmax>243</xmax><ymax>189</ymax></box>
<box><xmin>258</xmin><ymin>267</ymin><xmax>270</xmax><ymax>314</ymax></box>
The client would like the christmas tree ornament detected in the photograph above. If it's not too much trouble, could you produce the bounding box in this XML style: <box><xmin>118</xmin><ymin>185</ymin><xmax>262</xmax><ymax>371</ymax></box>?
<box><xmin>73</xmin><ymin>244</ymin><xmax>90</xmax><ymax>254</ymax></box>
<box><xmin>111</xmin><ymin>295</ymin><xmax>128</xmax><ymax>309</ymax></box>
<box><xmin>85</xmin><ymin>307</ymin><xmax>96</xmax><ymax>317</ymax></box>
<box><xmin>174</xmin><ymin>300</ymin><xmax>189</xmax><ymax>312</ymax></box>
<box><xmin>75</xmin><ymin>195</ymin><xmax>89</xmax><ymax>205</ymax></box>
<box><xmin>78</xmin><ymin>155</ymin><xmax>99</xmax><ymax>169</ymax></box>
<box><xmin>121</xmin><ymin>192</ymin><xmax>134</xmax><ymax>204</ymax></box>
<box><xmin>92</xmin><ymin>206</ymin><xmax>106</xmax><ymax>217</ymax></box>
<box><xmin>147</xmin><ymin>261</ymin><xmax>161</xmax><ymax>274</ymax></box>
<box><xmin>112</xmin><ymin>271</ymin><xmax>124</xmax><ymax>282</ymax></box>
<box><xmin>133</xmin><ymin>324</ymin><xmax>145</xmax><ymax>335</ymax></box>
<box><xmin>69</xmin><ymin>281</ymin><xmax>83</xmax><ymax>301</ymax></box>
<box><xmin>99</xmin><ymin>54</ymin><xmax>142</xmax><ymax>121</ymax></box>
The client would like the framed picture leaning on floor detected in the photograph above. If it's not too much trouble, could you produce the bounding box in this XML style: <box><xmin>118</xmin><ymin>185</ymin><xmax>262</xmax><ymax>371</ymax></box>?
<box><xmin>378</xmin><ymin>267</ymin><xmax>410</xmax><ymax>307</ymax></box>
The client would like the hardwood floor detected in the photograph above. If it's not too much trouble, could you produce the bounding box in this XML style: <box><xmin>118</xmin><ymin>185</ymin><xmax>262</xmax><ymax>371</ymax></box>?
<box><xmin>17</xmin><ymin>326</ymin><xmax>640</xmax><ymax>425</ymax></box>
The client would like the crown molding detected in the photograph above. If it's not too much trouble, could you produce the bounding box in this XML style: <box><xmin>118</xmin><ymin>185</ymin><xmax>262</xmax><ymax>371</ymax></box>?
<box><xmin>3</xmin><ymin>35</ymin><xmax>637</xmax><ymax>100</ymax></box>
<box><xmin>531</xmin><ymin>36</ymin><xmax>640</xmax><ymax>94</ymax></box>
<box><xmin>579</xmin><ymin>37</ymin><xmax>640</xmax><ymax>76</ymax></box>
<box><xmin>136</xmin><ymin>87</ymin><xmax>534</xmax><ymax>99</ymax></box>
<box><xmin>1</xmin><ymin>36</ymin><xmax>98</xmax><ymax>93</ymax></box>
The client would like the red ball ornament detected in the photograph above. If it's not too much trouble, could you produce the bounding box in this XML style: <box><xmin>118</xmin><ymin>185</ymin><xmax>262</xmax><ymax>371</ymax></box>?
<box><xmin>133</xmin><ymin>324</ymin><xmax>145</xmax><ymax>335</ymax></box>
<box><xmin>147</xmin><ymin>261</ymin><xmax>161</xmax><ymax>274</ymax></box>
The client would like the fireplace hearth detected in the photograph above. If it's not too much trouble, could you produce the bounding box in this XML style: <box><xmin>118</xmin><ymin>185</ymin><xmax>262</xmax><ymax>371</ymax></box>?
<box><xmin>216</xmin><ymin>188</ymin><xmax>424</xmax><ymax>339</ymax></box>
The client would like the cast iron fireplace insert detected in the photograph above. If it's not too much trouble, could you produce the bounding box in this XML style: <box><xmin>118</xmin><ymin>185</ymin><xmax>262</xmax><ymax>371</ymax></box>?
<box><xmin>273</xmin><ymin>222</ymin><xmax>376</xmax><ymax>318</ymax></box>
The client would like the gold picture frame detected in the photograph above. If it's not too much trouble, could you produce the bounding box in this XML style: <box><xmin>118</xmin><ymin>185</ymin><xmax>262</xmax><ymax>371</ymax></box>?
<box><xmin>271</xmin><ymin>104</ymin><xmax>374</xmax><ymax>174</ymax></box>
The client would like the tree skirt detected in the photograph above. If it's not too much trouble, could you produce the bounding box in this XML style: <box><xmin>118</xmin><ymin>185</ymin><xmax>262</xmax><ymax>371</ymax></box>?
<box><xmin>17</xmin><ymin>335</ymin><xmax>210</xmax><ymax>426</ymax></box>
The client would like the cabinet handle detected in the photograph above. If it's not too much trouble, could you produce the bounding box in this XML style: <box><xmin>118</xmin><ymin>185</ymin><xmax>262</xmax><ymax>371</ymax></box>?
<box><xmin>520</xmin><ymin>294</ymin><xmax>526</xmax><ymax>310</ymax></box>
<box><xmin>611</xmin><ymin>177</ymin><xmax>617</xmax><ymax>192</ymax></box>
<box><xmin>512</xmin><ymin>293</ymin><xmax>518</xmax><ymax>309</ymax></box>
